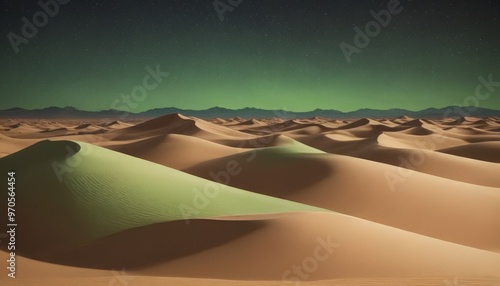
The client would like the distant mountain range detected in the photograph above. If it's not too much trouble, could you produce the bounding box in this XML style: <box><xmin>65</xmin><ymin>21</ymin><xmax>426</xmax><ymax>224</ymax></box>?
<box><xmin>0</xmin><ymin>106</ymin><xmax>499</xmax><ymax>119</ymax></box>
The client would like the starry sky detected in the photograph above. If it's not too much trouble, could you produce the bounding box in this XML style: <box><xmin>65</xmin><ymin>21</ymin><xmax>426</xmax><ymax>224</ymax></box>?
<box><xmin>1</xmin><ymin>0</ymin><xmax>499</xmax><ymax>112</ymax></box>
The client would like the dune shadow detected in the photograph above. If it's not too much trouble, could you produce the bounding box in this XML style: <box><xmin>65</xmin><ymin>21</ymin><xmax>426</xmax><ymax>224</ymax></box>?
<box><xmin>184</xmin><ymin>148</ymin><xmax>333</xmax><ymax>198</ymax></box>
<box><xmin>38</xmin><ymin>218</ymin><xmax>266</xmax><ymax>270</ymax></box>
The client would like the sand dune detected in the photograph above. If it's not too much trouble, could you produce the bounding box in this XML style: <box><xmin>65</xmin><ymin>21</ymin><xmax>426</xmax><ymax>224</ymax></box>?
<box><xmin>333</xmin><ymin>143</ymin><xmax>500</xmax><ymax>187</ymax></box>
<box><xmin>140</xmin><ymin>212</ymin><xmax>500</xmax><ymax>279</ymax></box>
<box><xmin>237</xmin><ymin>119</ymin><xmax>265</xmax><ymax>126</ymax></box>
<box><xmin>108</xmin><ymin>113</ymin><xmax>253</xmax><ymax>141</ymax></box>
<box><xmin>104</xmin><ymin>133</ymin><xmax>246</xmax><ymax>169</ymax></box>
<box><xmin>98</xmin><ymin>120</ymin><xmax>132</xmax><ymax>128</ymax></box>
<box><xmin>0</xmin><ymin>140</ymin><xmax>323</xmax><ymax>259</ymax></box>
<box><xmin>1</xmin><ymin>114</ymin><xmax>499</xmax><ymax>285</ymax></box>
<box><xmin>183</xmin><ymin>148</ymin><xmax>500</xmax><ymax>252</ymax></box>
<box><xmin>2</xmin><ymin>251</ymin><xmax>498</xmax><ymax>286</ymax></box>
<box><xmin>438</xmin><ymin>141</ymin><xmax>500</xmax><ymax>163</ymax></box>
<box><xmin>18</xmin><ymin>212</ymin><xmax>500</xmax><ymax>279</ymax></box>
<box><xmin>0</xmin><ymin>133</ymin><xmax>38</xmax><ymax>158</ymax></box>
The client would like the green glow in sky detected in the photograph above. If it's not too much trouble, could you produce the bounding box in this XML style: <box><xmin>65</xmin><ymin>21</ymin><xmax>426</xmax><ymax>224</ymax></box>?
<box><xmin>1</xmin><ymin>1</ymin><xmax>499</xmax><ymax>112</ymax></box>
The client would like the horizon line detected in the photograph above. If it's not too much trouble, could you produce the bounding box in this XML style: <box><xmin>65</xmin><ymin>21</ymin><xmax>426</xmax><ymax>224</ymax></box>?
<box><xmin>1</xmin><ymin>105</ymin><xmax>499</xmax><ymax>114</ymax></box>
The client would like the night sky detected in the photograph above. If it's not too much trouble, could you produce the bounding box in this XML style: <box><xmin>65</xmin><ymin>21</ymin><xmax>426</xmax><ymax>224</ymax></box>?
<box><xmin>1</xmin><ymin>0</ymin><xmax>499</xmax><ymax>112</ymax></box>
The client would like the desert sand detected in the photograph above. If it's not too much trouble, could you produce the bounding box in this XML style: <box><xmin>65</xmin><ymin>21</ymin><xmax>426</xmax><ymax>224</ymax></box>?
<box><xmin>1</xmin><ymin>114</ymin><xmax>500</xmax><ymax>286</ymax></box>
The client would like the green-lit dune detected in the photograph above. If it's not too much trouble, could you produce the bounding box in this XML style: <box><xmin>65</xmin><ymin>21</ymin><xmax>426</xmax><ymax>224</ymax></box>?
<box><xmin>0</xmin><ymin>140</ymin><xmax>326</xmax><ymax>258</ymax></box>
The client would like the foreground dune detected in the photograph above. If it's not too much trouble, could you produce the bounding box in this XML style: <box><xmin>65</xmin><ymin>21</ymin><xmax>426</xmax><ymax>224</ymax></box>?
<box><xmin>0</xmin><ymin>114</ymin><xmax>499</xmax><ymax>285</ymax></box>
<box><xmin>184</xmin><ymin>148</ymin><xmax>500</xmax><ymax>252</ymax></box>
<box><xmin>2</xmin><ymin>251</ymin><xmax>498</xmax><ymax>286</ymax></box>
<box><xmin>0</xmin><ymin>140</ymin><xmax>323</xmax><ymax>258</ymax></box>
<box><xmin>6</xmin><ymin>212</ymin><xmax>500</xmax><ymax>278</ymax></box>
